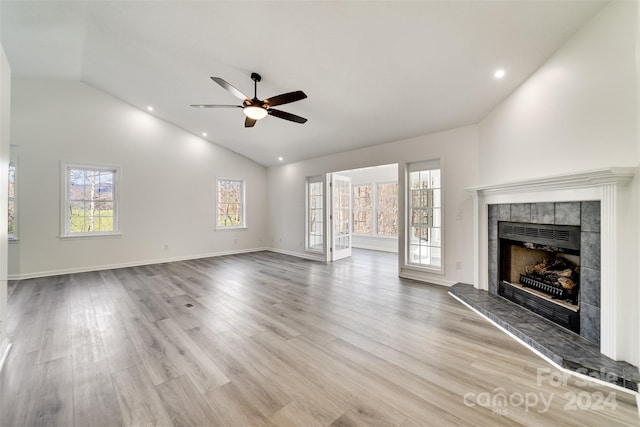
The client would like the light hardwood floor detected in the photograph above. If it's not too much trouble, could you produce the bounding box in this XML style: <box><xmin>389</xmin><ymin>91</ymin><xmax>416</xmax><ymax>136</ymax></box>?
<box><xmin>1</xmin><ymin>250</ymin><xmax>638</xmax><ymax>426</ymax></box>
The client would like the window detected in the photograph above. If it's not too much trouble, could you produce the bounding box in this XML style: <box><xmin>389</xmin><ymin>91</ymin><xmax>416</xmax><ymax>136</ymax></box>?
<box><xmin>351</xmin><ymin>181</ymin><xmax>398</xmax><ymax>237</ymax></box>
<box><xmin>407</xmin><ymin>161</ymin><xmax>441</xmax><ymax>269</ymax></box>
<box><xmin>305</xmin><ymin>176</ymin><xmax>324</xmax><ymax>252</ymax></box>
<box><xmin>62</xmin><ymin>164</ymin><xmax>119</xmax><ymax>236</ymax></box>
<box><xmin>352</xmin><ymin>184</ymin><xmax>372</xmax><ymax>234</ymax></box>
<box><xmin>8</xmin><ymin>159</ymin><xmax>16</xmax><ymax>240</ymax></box>
<box><xmin>376</xmin><ymin>182</ymin><xmax>398</xmax><ymax>236</ymax></box>
<box><xmin>217</xmin><ymin>178</ymin><xmax>245</xmax><ymax>228</ymax></box>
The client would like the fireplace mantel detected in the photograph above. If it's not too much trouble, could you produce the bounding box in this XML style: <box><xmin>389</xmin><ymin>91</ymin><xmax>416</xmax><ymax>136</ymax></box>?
<box><xmin>467</xmin><ymin>167</ymin><xmax>636</xmax><ymax>196</ymax></box>
<box><xmin>467</xmin><ymin>167</ymin><xmax>637</xmax><ymax>361</ymax></box>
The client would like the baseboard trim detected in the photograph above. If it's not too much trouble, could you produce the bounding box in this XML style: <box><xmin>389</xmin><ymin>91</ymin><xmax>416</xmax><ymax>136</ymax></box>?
<box><xmin>0</xmin><ymin>338</ymin><xmax>12</xmax><ymax>374</ymax></box>
<box><xmin>7</xmin><ymin>247</ymin><xmax>271</xmax><ymax>280</ymax></box>
<box><xmin>8</xmin><ymin>247</ymin><xmax>448</xmax><ymax>285</ymax></box>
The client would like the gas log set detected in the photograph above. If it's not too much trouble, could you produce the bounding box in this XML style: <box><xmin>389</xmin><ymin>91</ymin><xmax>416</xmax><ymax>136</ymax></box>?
<box><xmin>520</xmin><ymin>252</ymin><xmax>579</xmax><ymax>304</ymax></box>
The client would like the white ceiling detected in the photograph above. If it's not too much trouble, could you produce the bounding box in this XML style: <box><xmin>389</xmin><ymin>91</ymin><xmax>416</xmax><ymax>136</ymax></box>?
<box><xmin>1</xmin><ymin>1</ymin><xmax>604</xmax><ymax>167</ymax></box>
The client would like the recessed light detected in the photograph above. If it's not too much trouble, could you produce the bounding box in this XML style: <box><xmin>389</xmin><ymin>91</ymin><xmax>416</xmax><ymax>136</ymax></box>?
<box><xmin>202</xmin><ymin>132</ymin><xmax>207</xmax><ymax>137</ymax></box>
<box><xmin>147</xmin><ymin>106</ymin><xmax>154</xmax><ymax>112</ymax></box>
<box><xmin>494</xmin><ymin>69</ymin><xmax>506</xmax><ymax>79</ymax></box>
<box><xmin>278</xmin><ymin>156</ymin><xmax>284</xmax><ymax>161</ymax></box>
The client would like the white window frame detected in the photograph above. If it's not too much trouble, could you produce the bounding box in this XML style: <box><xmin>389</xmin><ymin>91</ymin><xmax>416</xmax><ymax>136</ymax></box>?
<box><xmin>305</xmin><ymin>175</ymin><xmax>326</xmax><ymax>253</ymax></box>
<box><xmin>216</xmin><ymin>177</ymin><xmax>246</xmax><ymax>229</ymax></box>
<box><xmin>8</xmin><ymin>158</ymin><xmax>17</xmax><ymax>241</ymax></box>
<box><xmin>405</xmin><ymin>159</ymin><xmax>443</xmax><ymax>273</ymax></box>
<box><xmin>60</xmin><ymin>162</ymin><xmax>121</xmax><ymax>238</ymax></box>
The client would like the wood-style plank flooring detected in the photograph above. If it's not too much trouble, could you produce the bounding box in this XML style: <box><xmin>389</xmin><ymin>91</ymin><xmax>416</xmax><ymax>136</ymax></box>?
<box><xmin>1</xmin><ymin>249</ymin><xmax>638</xmax><ymax>426</ymax></box>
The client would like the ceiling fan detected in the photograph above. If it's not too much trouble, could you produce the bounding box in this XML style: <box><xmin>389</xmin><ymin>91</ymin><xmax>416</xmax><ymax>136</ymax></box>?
<box><xmin>191</xmin><ymin>72</ymin><xmax>308</xmax><ymax>128</ymax></box>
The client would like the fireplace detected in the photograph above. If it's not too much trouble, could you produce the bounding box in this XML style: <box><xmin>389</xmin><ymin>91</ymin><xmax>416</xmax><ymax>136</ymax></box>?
<box><xmin>497</xmin><ymin>221</ymin><xmax>581</xmax><ymax>333</ymax></box>
<box><xmin>486</xmin><ymin>201</ymin><xmax>601</xmax><ymax>345</ymax></box>
<box><xmin>467</xmin><ymin>168</ymin><xmax>636</xmax><ymax>363</ymax></box>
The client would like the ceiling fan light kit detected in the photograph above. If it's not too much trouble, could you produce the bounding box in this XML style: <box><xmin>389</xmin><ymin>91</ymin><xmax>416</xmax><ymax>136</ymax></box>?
<box><xmin>191</xmin><ymin>72</ymin><xmax>307</xmax><ymax>128</ymax></box>
<box><xmin>243</xmin><ymin>105</ymin><xmax>268</xmax><ymax>120</ymax></box>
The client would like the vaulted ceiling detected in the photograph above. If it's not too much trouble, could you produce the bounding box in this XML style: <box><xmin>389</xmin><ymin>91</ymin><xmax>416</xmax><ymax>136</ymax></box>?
<box><xmin>1</xmin><ymin>1</ymin><xmax>604</xmax><ymax>166</ymax></box>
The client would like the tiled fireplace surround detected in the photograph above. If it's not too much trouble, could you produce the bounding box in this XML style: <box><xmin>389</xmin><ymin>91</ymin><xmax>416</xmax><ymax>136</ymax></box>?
<box><xmin>451</xmin><ymin>168</ymin><xmax>640</xmax><ymax>391</ymax></box>
<box><xmin>487</xmin><ymin>201</ymin><xmax>601</xmax><ymax>344</ymax></box>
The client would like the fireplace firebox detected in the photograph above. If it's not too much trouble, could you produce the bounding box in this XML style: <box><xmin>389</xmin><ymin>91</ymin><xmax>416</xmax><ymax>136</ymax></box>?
<box><xmin>498</xmin><ymin>221</ymin><xmax>581</xmax><ymax>333</ymax></box>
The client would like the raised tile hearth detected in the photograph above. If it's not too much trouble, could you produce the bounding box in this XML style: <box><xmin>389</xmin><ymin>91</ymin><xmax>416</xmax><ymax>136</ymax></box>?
<box><xmin>449</xmin><ymin>282</ymin><xmax>640</xmax><ymax>392</ymax></box>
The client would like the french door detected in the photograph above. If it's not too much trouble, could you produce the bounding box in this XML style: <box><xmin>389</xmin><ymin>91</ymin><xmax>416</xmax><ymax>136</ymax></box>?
<box><xmin>331</xmin><ymin>174</ymin><xmax>352</xmax><ymax>261</ymax></box>
<box><xmin>305</xmin><ymin>173</ymin><xmax>352</xmax><ymax>262</ymax></box>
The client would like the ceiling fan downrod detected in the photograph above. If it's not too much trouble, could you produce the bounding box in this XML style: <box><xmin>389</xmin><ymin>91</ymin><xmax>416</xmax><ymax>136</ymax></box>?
<box><xmin>251</xmin><ymin>72</ymin><xmax>261</xmax><ymax>100</ymax></box>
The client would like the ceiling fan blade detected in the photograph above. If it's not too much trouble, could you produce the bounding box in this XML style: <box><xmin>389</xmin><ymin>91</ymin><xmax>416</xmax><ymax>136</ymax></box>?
<box><xmin>264</xmin><ymin>90</ymin><xmax>307</xmax><ymax>107</ymax></box>
<box><xmin>211</xmin><ymin>77</ymin><xmax>249</xmax><ymax>101</ymax></box>
<box><xmin>268</xmin><ymin>108</ymin><xmax>307</xmax><ymax>124</ymax></box>
<box><xmin>245</xmin><ymin>117</ymin><xmax>257</xmax><ymax>128</ymax></box>
<box><xmin>190</xmin><ymin>104</ymin><xmax>242</xmax><ymax>108</ymax></box>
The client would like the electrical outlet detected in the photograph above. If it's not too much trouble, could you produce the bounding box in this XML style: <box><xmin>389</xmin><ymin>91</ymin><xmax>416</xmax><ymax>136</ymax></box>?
<box><xmin>456</xmin><ymin>261</ymin><xmax>462</xmax><ymax>269</ymax></box>
<box><xmin>456</xmin><ymin>211</ymin><xmax>463</xmax><ymax>220</ymax></box>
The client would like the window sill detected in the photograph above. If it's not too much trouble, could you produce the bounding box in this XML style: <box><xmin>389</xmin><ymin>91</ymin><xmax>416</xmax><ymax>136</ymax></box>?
<box><xmin>59</xmin><ymin>232</ymin><xmax>123</xmax><ymax>240</ymax></box>
<box><xmin>8</xmin><ymin>237</ymin><xmax>18</xmax><ymax>243</ymax></box>
<box><xmin>215</xmin><ymin>226</ymin><xmax>248</xmax><ymax>231</ymax></box>
<box><xmin>352</xmin><ymin>234</ymin><xmax>398</xmax><ymax>239</ymax></box>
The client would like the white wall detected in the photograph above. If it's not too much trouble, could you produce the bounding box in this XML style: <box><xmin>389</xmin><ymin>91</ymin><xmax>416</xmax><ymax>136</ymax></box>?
<box><xmin>267</xmin><ymin>125</ymin><xmax>479</xmax><ymax>286</ymax></box>
<box><xmin>478</xmin><ymin>1</ymin><xmax>639</xmax><ymax>365</ymax></box>
<box><xmin>337</xmin><ymin>164</ymin><xmax>398</xmax><ymax>253</ymax></box>
<box><xmin>0</xmin><ymin>45</ymin><xmax>11</xmax><ymax>354</ymax></box>
<box><xmin>9</xmin><ymin>80</ymin><xmax>268</xmax><ymax>278</ymax></box>
<box><xmin>637</xmin><ymin>0</ymin><xmax>640</xmax><ymax>371</ymax></box>
<box><xmin>337</xmin><ymin>164</ymin><xmax>398</xmax><ymax>183</ymax></box>
<box><xmin>479</xmin><ymin>1</ymin><xmax>637</xmax><ymax>183</ymax></box>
